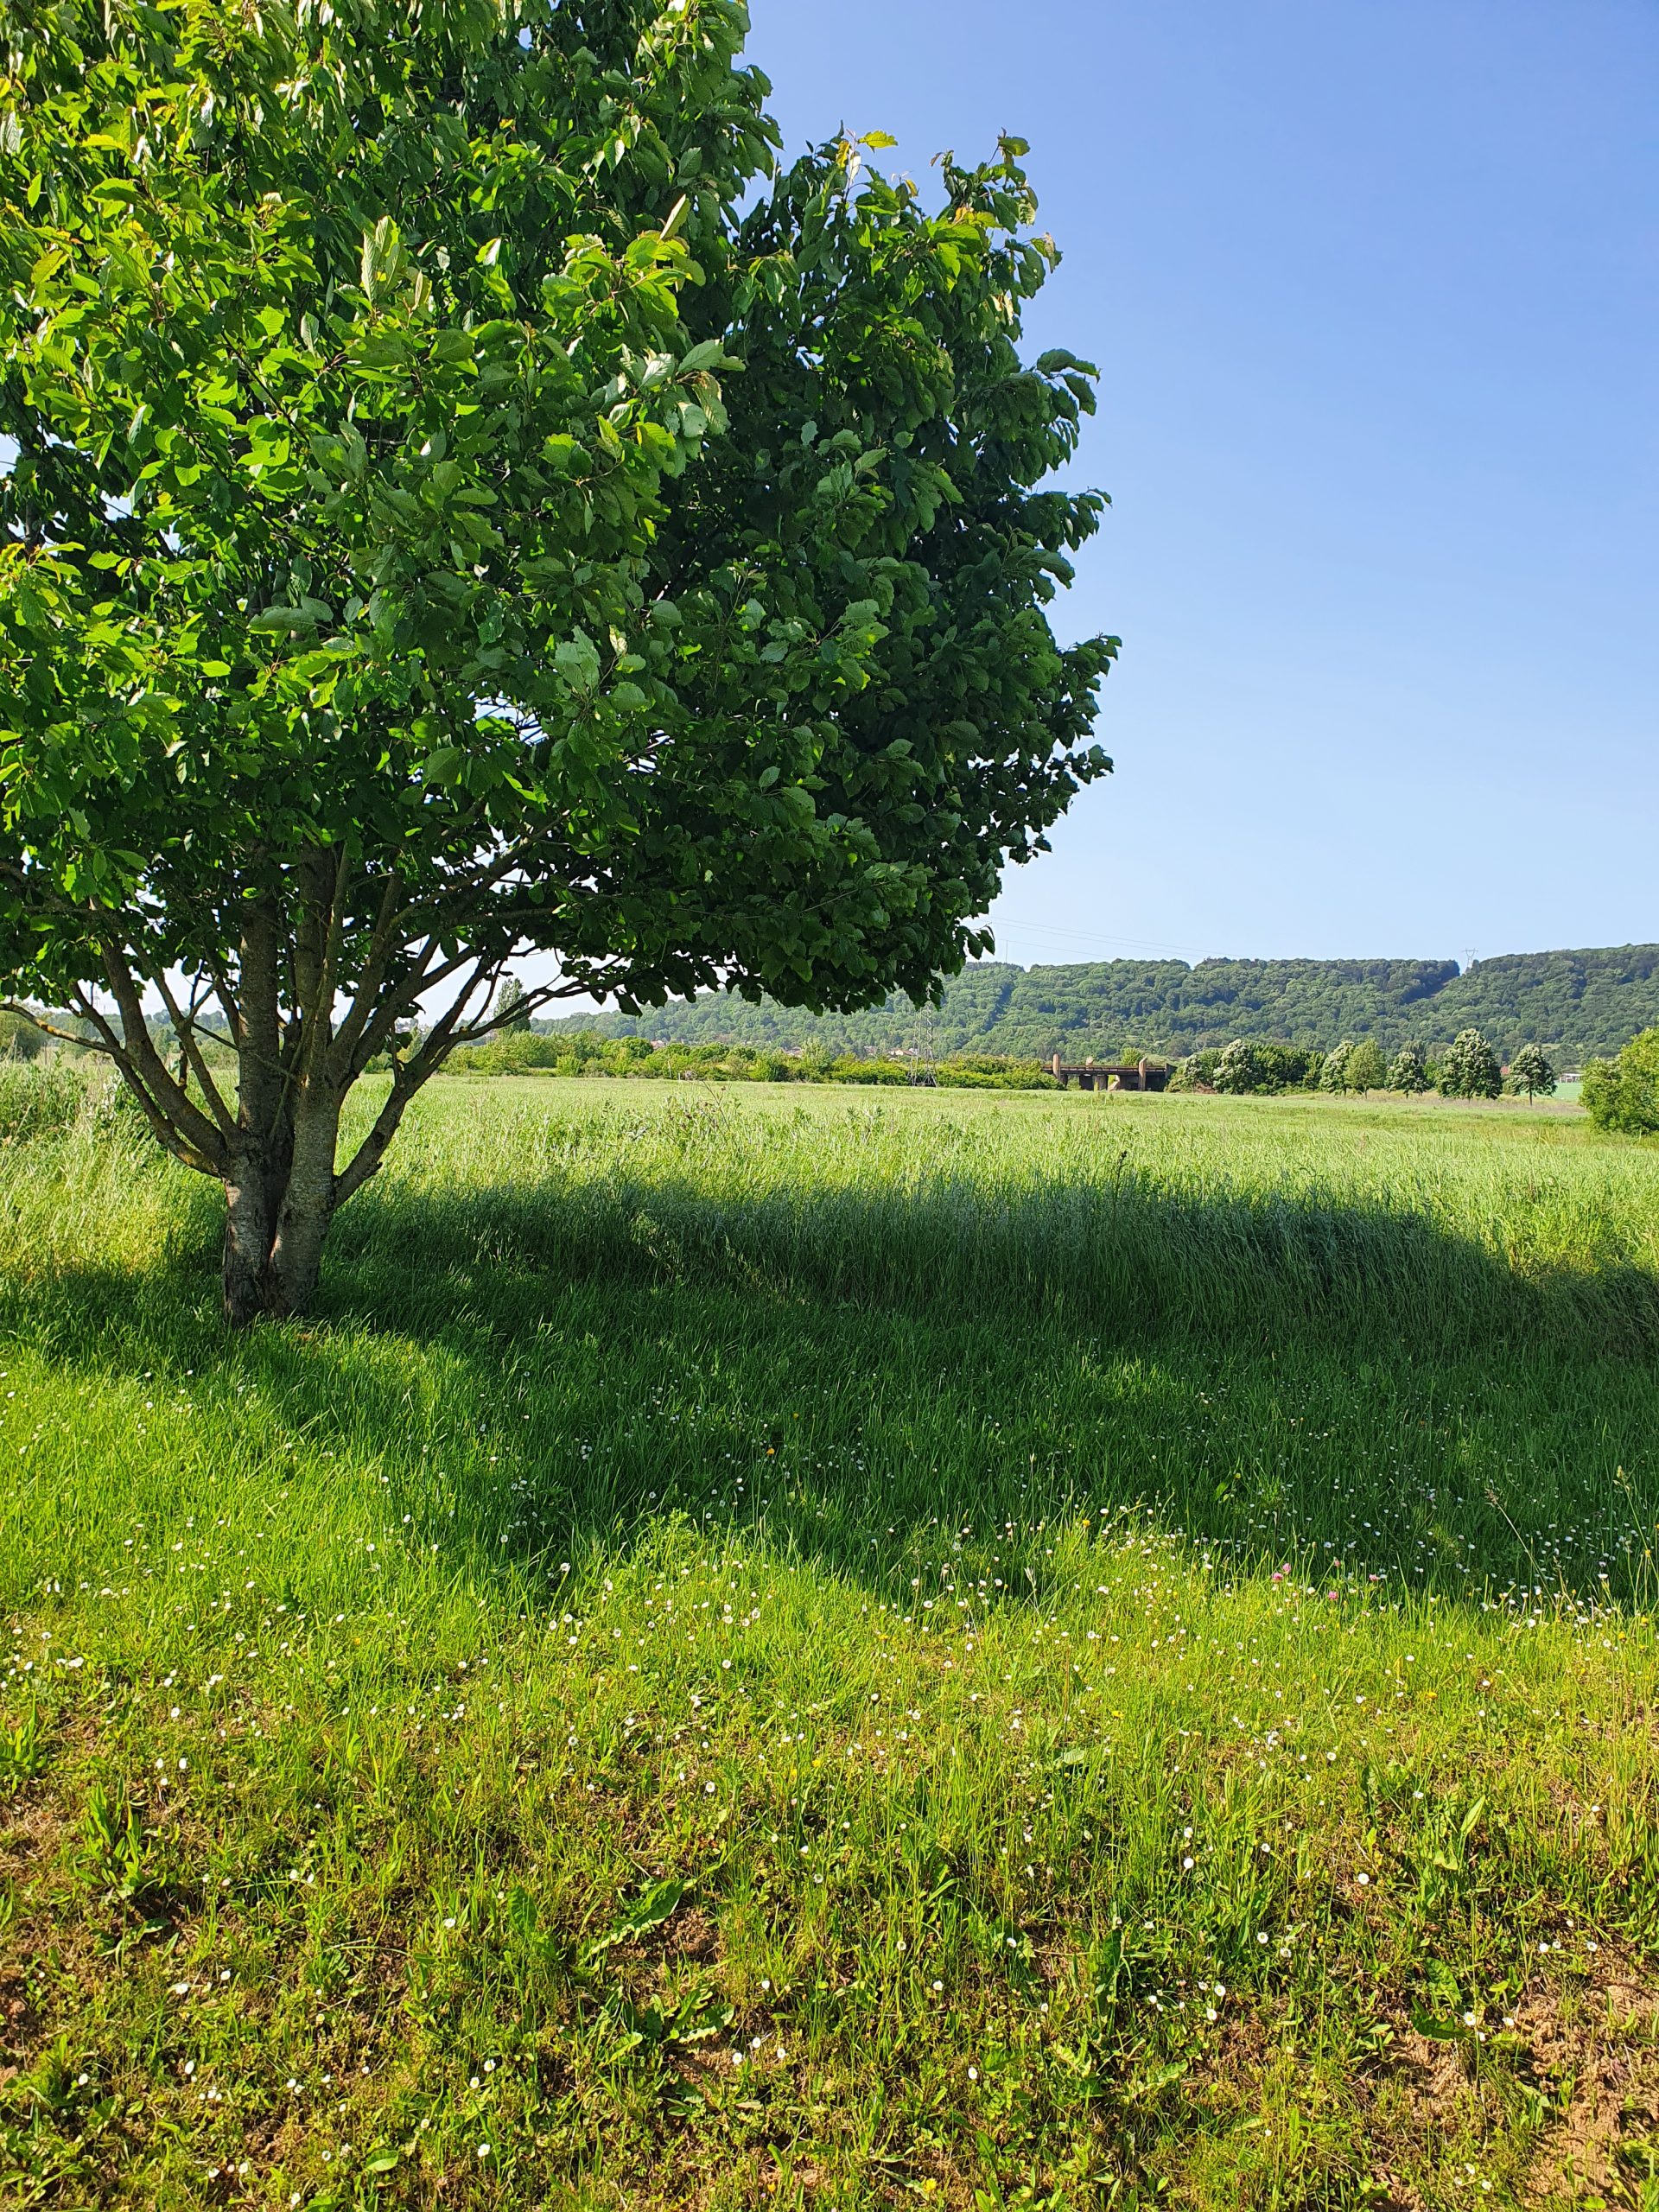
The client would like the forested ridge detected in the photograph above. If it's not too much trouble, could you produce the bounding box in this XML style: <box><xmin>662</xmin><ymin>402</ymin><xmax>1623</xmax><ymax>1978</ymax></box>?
<box><xmin>545</xmin><ymin>944</ymin><xmax>1659</xmax><ymax>1064</ymax></box>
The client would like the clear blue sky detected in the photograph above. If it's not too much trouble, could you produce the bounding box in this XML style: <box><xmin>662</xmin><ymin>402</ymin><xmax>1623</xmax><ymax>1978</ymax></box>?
<box><xmin>747</xmin><ymin>0</ymin><xmax>1657</xmax><ymax>969</ymax></box>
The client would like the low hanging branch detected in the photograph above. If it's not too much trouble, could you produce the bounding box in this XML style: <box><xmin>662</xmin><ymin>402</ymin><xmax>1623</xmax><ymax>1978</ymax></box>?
<box><xmin>10</xmin><ymin>868</ymin><xmax>594</xmax><ymax>1319</ymax></box>
<box><xmin>0</xmin><ymin>2</ymin><xmax>1116</xmax><ymax>1322</ymax></box>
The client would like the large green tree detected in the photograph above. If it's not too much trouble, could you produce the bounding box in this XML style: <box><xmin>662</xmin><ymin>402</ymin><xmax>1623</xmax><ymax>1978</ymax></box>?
<box><xmin>1506</xmin><ymin>1041</ymin><xmax>1555</xmax><ymax>1101</ymax></box>
<box><xmin>1386</xmin><ymin>1040</ymin><xmax>1429</xmax><ymax>1094</ymax></box>
<box><xmin>1439</xmin><ymin>1028</ymin><xmax>1502</xmax><ymax>1100</ymax></box>
<box><xmin>0</xmin><ymin>0</ymin><xmax>1114</xmax><ymax>1319</ymax></box>
<box><xmin>1581</xmin><ymin>1029</ymin><xmax>1659</xmax><ymax>1136</ymax></box>
<box><xmin>1319</xmin><ymin>1040</ymin><xmax>1354</xmax><ymax>1094</ymax></box>
<box><xmin>1211</xmin><ymin>1039</ymin><xmax>1262</xmax><ymax>1095</ymax></box>
<box><xmin>1344</xmin><ymin>1037</ymin><xmax>1387</xmax><ymax>1092</ymax></box>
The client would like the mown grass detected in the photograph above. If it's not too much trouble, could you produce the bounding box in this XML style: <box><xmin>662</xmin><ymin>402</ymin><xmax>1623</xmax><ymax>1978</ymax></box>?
<box><xmin>0</xmin><ymin>1075</ymin><xmax>1656</xmax><ymax>2210</ymax></box>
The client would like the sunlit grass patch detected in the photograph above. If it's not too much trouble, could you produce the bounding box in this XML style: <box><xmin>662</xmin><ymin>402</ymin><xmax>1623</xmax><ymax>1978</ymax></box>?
<box><xmin>0</xmin><ymin>1079</ymin><xmax>1656</xmax><ymax>2207</ymax></box>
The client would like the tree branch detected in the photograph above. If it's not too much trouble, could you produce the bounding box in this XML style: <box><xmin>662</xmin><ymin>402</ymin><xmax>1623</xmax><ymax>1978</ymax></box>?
<box><xmin>97</xmin><ymin>946</ymin><xmax>230</xmax><ymax>1173</ymax></box>
<box><xmin>64</xmin><ymin>985</ymin><xmax>222</xmax><ymax>1176</ymax></box>
<box><xmin>0</xmin><ymin>1000</ymin><xmax>120</xmax><ymax>1058</ymax></box>
<box><xmin>152</xmin><ymin>968</ymin><xmax>238</xmax><ymax>1136</ymax></box>
<box><xmin>332</xmin><ymin>953</ymin><xmax>505</xmax><ymax>1207</ymax></box>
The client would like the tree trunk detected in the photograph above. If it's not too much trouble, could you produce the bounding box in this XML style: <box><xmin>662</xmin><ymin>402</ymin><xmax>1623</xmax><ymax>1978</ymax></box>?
<box><xmin>221</xmin><ymin>1157</ymin><xmax>282</xmax><ymax>1326</ymax></box>
<box><xmin>219</xmin><ymin>1084</ymin><xmax>343</xmax><ymax>1325</ymax></box>
<box><xmin>267</xmin><ymin>1091</ymin><xmax>341</xmax><ymax>1317</ymax></box>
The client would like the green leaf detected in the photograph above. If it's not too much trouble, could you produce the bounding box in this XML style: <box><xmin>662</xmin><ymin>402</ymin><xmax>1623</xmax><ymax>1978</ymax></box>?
<box><xmin>248</xmin><ymin>607</ymin><xmax>321</xmax><ymax>635</ymax></box>
<box><xmin>679</xmin><ymin>339</ymin><xmax>730</xmax><ymax>374</ymax></box>
<box><xmin>588</xmin><ymin>1877</ymin><xmax>690</xmax><ymax>1953</ymax></box>
<box><xmin>359</xmin><ymin>218</ymin><xmax>400</xmax><ymax>297</ymax></box>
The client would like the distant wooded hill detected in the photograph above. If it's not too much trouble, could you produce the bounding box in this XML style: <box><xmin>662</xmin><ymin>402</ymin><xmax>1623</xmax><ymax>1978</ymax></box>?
<box><xmin>543</xmin><ymin>944</ymin><xmax>1659</xmax><ymax>1066</ymax></box>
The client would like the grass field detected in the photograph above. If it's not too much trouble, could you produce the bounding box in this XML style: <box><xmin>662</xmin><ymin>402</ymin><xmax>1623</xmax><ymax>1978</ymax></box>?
<box><xmin>1</xmin><ymin>1075</ymin><xmax>1656</xmax><ymax>2209</ymax></box>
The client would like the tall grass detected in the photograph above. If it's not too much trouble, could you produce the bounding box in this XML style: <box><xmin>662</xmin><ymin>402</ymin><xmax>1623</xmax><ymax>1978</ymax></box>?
<box><xmin>0</xmin><ymin>1076</ymin><xmax>1655</xmax><ymax>2208</ymax></box>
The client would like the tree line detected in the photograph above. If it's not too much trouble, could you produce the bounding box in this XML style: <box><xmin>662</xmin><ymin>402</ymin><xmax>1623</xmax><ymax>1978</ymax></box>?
<box><xmin>1171</xmin><ymin>1032</ymin><xmax>1558</xmax><ymax>1100</ymax></box>
<box><xmin>553</xmin><ymin>944</ymin><xmax>1659</xmax><ymax>1067</ymax></box>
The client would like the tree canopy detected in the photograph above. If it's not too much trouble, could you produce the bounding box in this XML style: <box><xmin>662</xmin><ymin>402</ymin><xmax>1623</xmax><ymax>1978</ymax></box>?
<box><xmin>1439</xmin><ymin>1029</ymin><xmax>1502</xmax><ymax>1100</ymax></box>
<box><xmin>1507</xmin><ymin>1042</ymin><xmax>1555</xmax><ymax>1100</ymax></box>
<box><xmin>1211</xmin><ymin>1038</ymin><xmax>1262</xmax><ymax>1094</ymax></box>
<box><xmin>1344</xmin><ymin>1038</ymin><xmax>1387</xmax><ymax>1092</ymax></box>
<box><xmin>0</xmin><ymin>0</ymin><xmax>1115</xmax><ymax>1317</ymax></box>
<box><xmin>1386</xmin><ymin>1041</ymin><xmax>1430</xmax><ymax>1095</ymax></box>
<box><xmin>1582</xmin><ymin>1029</ymin><xmax>1659</xmax><ymax>1137</ymax></box>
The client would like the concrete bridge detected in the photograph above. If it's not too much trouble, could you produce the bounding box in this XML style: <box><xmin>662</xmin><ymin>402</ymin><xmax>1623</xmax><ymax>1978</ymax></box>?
<box><xmin>1050</xmin><ymin>1055</ymin><xmax>1165</xmax><ymax>1092</ymax></box>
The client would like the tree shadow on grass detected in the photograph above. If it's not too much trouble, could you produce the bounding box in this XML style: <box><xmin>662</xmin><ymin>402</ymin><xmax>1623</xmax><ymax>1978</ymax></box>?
<box><xmin>3</xmin><ymin>1158</ymin><xmax>1656</xmax><ymax>1604</ymax></box>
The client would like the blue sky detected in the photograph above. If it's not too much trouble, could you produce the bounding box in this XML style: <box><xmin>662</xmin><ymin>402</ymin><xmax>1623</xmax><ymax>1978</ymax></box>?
<box><xmin>747</xmin><ymin>0</ymin><xmax>1657</xmax><ymax>968</ymax></box>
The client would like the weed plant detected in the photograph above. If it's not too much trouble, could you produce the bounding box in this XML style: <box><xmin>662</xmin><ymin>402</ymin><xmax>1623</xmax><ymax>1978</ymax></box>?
<box><xmin>0</xmin><ymin>1078</ymin><xmax>1656</xmax><ymax>2208</ymax></box>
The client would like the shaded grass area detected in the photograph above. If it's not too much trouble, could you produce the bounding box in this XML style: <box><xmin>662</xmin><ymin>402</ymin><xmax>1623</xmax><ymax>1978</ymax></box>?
<box><xmin>0</xmin><ymin>1081</ymin><xmax>1656</xmax><ymax>2209</ymax></box>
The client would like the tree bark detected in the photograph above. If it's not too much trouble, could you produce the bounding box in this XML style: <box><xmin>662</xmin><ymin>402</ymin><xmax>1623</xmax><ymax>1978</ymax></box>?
<box><xmin>217</xmin><ymin>893</ymin><xmax>346</xmax><ymax>1322</ymax></box>
<box><xmin>219</xmin><ymin>1117</ymin><xmax>340</xmax><ymax>1322</ymax></box>
<box><xmin>265</xmin><ymin>1077</ymin><xmax>344</xmax><ymax>1318</ymax></box>
<box><xmin>221</xmin><ymin>1154</ymin><xmax>283</xmax><ymax>1326</ymax></box>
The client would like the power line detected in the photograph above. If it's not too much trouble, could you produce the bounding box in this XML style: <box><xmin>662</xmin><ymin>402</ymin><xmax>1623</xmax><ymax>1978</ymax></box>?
<box><xmin>984</xmin><ymin>917</ymin><xmax>1214</xmax><ymax>961</ymax></box>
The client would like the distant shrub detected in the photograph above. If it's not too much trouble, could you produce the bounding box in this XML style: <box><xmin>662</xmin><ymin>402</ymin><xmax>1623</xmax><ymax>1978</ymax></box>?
<box><xmin>824</xmin><ymin>1057</ymin><xmax>913</xmax><ymax>1087</ymax></box>
<box><xmin>1387</xmin><ymin>1042</ymin><xmax>1430</xmax><ymax>1094</ymax></box>
<box><xmin>1581</xmin><ymin>1028</ymin><xmax>1659</xmax><ymax>1136</ymax></box>
<box><xmin>931</xmin><ymin>1055</ymin><xmax>1057</xmax><ymax>1090</ymax></box>
<box><xmin>1344</xmin><ymin>1039</ymin><xmax>1388</xmax><ymax>1092</ymax></box>
<box><xmin>445</xmin><ymin>1033</ymin><xmax>1058</xmax><ymax>1091</ymax></box>
<box><xmin>1506</xmin><ymin>1043</ymin><xmax>1557</xmax><ymax>1100</ymax></box>
<box><xmin>1440</xmin><ymin>1028</ymin><xmax>1502</xmax><ymax>1100</ymax></box>
<box><xmin>1256</xmin><ymin>1044</ymin><xmax>1323</xmax><ymax>1091</ymax></box>
<box><xmin>1167</xmin><ymin>1050</ymin><xmax>1220</xmax><ymax>1093</ymax></box>
<box><xmin>1169</xmin><ymin>1044</ymin><xmax>1316</xmax><ymax>1095</ymax></box>
<box><xmin>0</xmin><ymin>1008</ymin><xmax>49</xmax><ymax>1062</ymax></box>
<box><xmin>1212</xmin><ymin>1040</ymin><xmax>1264</xmax><ymax>1094</ymax></box>
<box><xmin>449</xmin><ymin>1031</ymin><xmax>560</xmax><ymax>1075</ymax></box>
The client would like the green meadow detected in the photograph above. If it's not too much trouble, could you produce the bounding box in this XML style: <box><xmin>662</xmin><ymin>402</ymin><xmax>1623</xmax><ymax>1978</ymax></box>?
<box><xmin>1</xmin><ymin>1076</ymin><xmax>1656</xmax><ymax>2209</ymax></box>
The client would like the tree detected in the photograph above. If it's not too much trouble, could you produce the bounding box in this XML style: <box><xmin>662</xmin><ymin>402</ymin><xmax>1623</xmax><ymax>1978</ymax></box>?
<box><xmin>1319</xmin><ymin>1041</ymin><xmax>1354</xmax><ymax>1093</ymax></box>
<box><xmin>0</xmin><ymin>2</ymin><xmax>1115</xmax><ymax>1320</ymax></box>
<box><xmin>1439</xmin><ymin>1029</ymin><xmax>1502</xmax><ymax>1099</ymax></box>
<box><xmin>492</xmin><ymin>976</ymin><xmax>531</xmax><ymax>1033</ymax></box>
<box><xmin>1507</xmin><ymin>1042</ymin><xmax>1555</xmax><ymax>1100</ymax></box>
<box><xmin>1212</xmin><ymin>1039</ymin><xmax>1262</xmax><ymax>1094</ymax></box>
<box><xmin>1581</xmin><ymin>1028</ymin><xmax>1659</xmax><ymax>1136</ymax></box>
<box><xmin>1344</xmin><ymin>1038</ymin><xmax>1387</xmax><ymax>1092</ymax></box>
<box><xmin>1386</xmin><ymin>1041</ymin><xmax>1430</xmax><ymax>1094</ymax></box>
